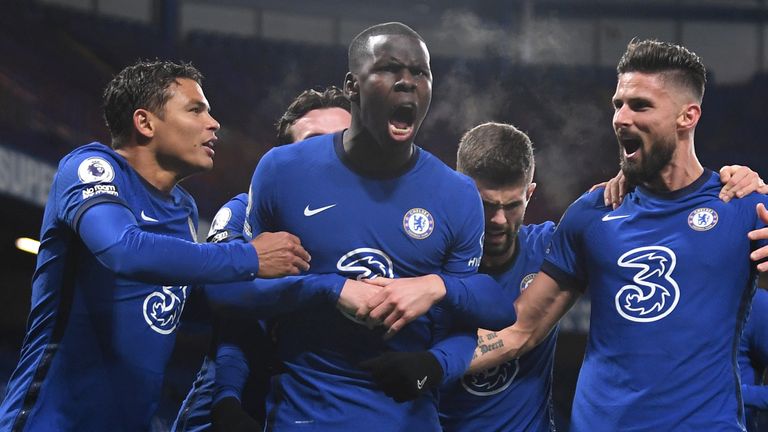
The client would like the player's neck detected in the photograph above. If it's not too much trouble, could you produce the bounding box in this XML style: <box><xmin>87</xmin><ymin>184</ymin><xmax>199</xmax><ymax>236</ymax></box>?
<box><xmin>643</xmin><ymin>140</ymin><xmax>703</xmax><ymax>193</ymax></box>
<box><xmin>342</xmin><ymin>126</ymin><xmax>415</xmax><ymax>175</ymax></box>
<box><xmin>116</xmin><ymin>147</ymin><xmax>179</xmax><ymax>194</ymax></box>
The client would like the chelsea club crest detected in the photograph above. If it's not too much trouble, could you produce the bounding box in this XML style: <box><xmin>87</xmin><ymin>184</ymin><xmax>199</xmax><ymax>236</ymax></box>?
<box><xmin>687</xmin><ymin>207</ymin><xmax>718</xmax><ymax>231</ymax></box>
<box><xmin>403</xmin><ymin>208</ymin><xmax>434</xmax><ymax>239</ymax></box>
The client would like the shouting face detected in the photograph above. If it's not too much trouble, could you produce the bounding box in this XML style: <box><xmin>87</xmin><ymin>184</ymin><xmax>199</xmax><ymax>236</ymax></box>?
<box><xmin>348</xmin><ymin>34</ymin><xmax>432</xmax><ymax>150</ymax></box>
<box><xmin>612</xmin><ymin>72</ymin><xmax>687</xmax><ymax>186</ymax></box>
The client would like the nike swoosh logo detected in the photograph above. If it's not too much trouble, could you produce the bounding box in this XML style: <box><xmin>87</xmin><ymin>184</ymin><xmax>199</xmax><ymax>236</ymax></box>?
<box><xmin>602</xmin><ymin>214</ymin><xmax>630</xmax><ymax>221</ymax></box>
<box><xmin>416</xmin><ymin>375</ymin><xmax>428</xmax><ymax>390</ymax></box>
<box><xmin>304</xmin><ymin>204</ymin><xmax>336</xmax><ymax>217</ymax></box>
<box><xmin>140</xmin><ymin>210</ymin><xmax>159</xmax><ymax>222</ymax></box>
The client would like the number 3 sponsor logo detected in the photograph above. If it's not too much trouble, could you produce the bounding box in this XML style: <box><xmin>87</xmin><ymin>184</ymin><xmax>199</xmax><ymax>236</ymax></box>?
<box><xmin>614</xmin><ymin>246</ymin><xmax>680</xmax><ymax>323</ymax></box>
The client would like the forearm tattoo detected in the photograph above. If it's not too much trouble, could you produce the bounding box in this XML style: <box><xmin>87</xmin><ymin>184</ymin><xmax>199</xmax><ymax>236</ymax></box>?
<box><xmin>472</xmin><ymin>331</ymin><xmax>504</xmax><ymax>359</ymax></box>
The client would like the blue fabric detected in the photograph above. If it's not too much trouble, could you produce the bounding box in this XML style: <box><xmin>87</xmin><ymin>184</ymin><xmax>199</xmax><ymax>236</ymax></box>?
<box><xmin>239</xmin><ymin>132</ymin><xmax>484</xmax><ymax>431</ymax></box>
<box><xmin>81</xmin><ymin>203</ymin><xmax>259</xmax><ymax>285</ymax></box>
<box><xmin>439</xmin><ymin>272</ymin><xmax>517</xmax><ymax>330</ymax></box>
<box><xmin>545</xmin><ymin>170</ymin><xmax>767</xmax><ymax>431</ymax></box>
<box><xmin>739</xmin><ymin>288</ymin><xmax>768</xmax><ymax>432</ymax></box>
<box><xmin>0</xmin><ymin>143</ymin><xmax>260</xmax><ymax>431</ymax></box>
<box><xmin>171</xmin><ymin>356</ymin><xmax>217</xmax><ymax>432</ymax></box>
<box><xmin>175</xmin><ymin>193</ymin><xmax>347</xmax><ymax>430</ymax></box>
<box><xmin>440</xmin><ymin>222</ymin><xmax>558</xmax><ymax>432</ymax></box>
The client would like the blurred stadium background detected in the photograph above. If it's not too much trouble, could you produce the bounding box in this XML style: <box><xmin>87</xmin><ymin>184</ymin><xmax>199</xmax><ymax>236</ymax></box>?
<box><xmin>1</xmin><ymin>0</ymin><xmax>766</xmax><ymax>429</ymax></box>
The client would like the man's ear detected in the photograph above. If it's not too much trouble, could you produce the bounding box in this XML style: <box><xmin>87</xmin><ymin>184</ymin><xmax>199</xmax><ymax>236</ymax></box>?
<box><xmin>677</xmin><ymin>103</ymin><xmax>701</xmax><ymax>131</ymax></box>
<box><xmin>344</xmin><ymin>72</ymin><xmax>360</xmax><ymax>102</ymax></box>
<box><xmin>526</xmin><ymin>182</ymin><xmax>537</xmax><ymax>201</ymax></box>
<box><xmin>133</xmin><ymin>108</ymin><xmax>155</xmax><ymax>139</ymax></box>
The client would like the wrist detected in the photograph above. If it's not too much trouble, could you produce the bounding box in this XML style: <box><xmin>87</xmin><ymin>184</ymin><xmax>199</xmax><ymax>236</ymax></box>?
<box><xmin>426</xmin><ymin>274</ymin><xmax>446</xmax><ymax>303</ymax></box>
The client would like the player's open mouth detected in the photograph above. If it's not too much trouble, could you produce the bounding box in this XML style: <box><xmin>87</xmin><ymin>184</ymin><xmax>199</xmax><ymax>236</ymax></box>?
<box><xmin>202</xmin><ymin>140</ymin><xmax>216</xmax><ymax>158</ymax></box>
<box><xmin>619</xmin><ymin>135</ymin><xmax>642</xmax><ymax>158</ymax></box>
<box><xmin>389</xmin><ymin>104</ymin><xmax>416</xmax><ymax>141</ymax></box>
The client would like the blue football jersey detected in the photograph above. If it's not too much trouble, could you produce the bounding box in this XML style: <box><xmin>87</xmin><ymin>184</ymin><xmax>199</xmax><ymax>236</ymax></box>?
<box><xmin>543</xmin><ymin>170</ymin><xmax>767</xmax><ymax>431</ymax></box>
<box><xmin>174</xmin><ymin>194</ymin><xmax>246</xmax><ymax>432</ymax></box>
<box><xmin>0</xmin><ymin>143</ymin><xmax>252</xmax><ymax>431</ymax></box>
<box><xmin>206</xmin><ymin>193</ymin><xmax>248</xmax><ymax>244</ymax></box>
<box><xmin>439</xmin><ymin>222</ymin><xmax>558</xmax><ymax>432</ymax></box>
<box><xmin>738</xmin><ymin>288</ymin><xmax>768</xmax><ymax>432</ymax></box>
<box><xmin>245</xmin><ymin>132</ymin><xmax>484</xmax><ymax>431</ymax></box>
<box><xmin>174</xmin><ymin>193</ymin><xmax>273</xmax><ymax>432</ymax></box>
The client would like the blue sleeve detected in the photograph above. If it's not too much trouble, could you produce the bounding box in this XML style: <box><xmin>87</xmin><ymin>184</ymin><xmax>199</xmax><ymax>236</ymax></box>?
<box><xmin>423</xmin><ymin>177</ymin><xmax>484</xmax><ymax>379</ymax></box>
<box><xmin>435</xmin><ymin>223</ymin><xmax>557</xmax><ymax>330</ymax></box>
<box><xmin>747</xmin><ymin>290</ymin><xmax>768</xmax><ymax>366</ymax></box>
<box><xmin>429</xmin><ymin>332</ymin><xmax>476</xmax><ymax>385</ymax></box>
<box><xmin>202</xmin><ymin>193</ymin><xmax>348</xmax><ymax>317</ymax></box>
<box><xmin>214</xmin><ymin>342</ymin><xmax>250</xmax><ymax>403</ymax></box>
<box><xmin>428</xmin><ymin>306</ymin><xmax>477</xmax><ymax>384</ymax></box>
<box><xmin>207</xmin><ymin>193</ymin><xmax>249</xmax><ymax>243</ymax></box>
<box><xmin>441</xmin><ymin>177</ymin><xmax>484</xmax><ymax>277</ymax></box>
<box><xmin>213</xmin><ymin>314</ymin><xmax>267</xmax><ymax>403</ymax></box>
<box><xmin>53</xmin><ymin>149</ymin><xmax>126</xmax><ymax>229</ymax></box>
<box><xmin>742</xmin><ymin>384</ymin><xmax>768</xmax><ymax>409</ymax></box>
<box><xmin>439</xmin><ymin>274</ymin><xmax>517</xmax><ymax>330</ymax></box>
<box><xmin>742</xmin><ymin>289</ymin><xmax>768</xmax><ymax>408</ymax></box>
<box><xmin>244</xmin><ymin>152</ymin><xmax>278</xmax><ymax>240</ymax></box>
<box><xmin>79</xmin><ymin>203</ymin><xmax>259</xmax><ymax>284</ymax></box>
<box><xmin>430</xmin><ymin>176</ymin><xmax>514</xmax><ymax>329</ymax></box>
<box><xmin>541</xmin><ymin>192</ymin><xmax>596</xmax><ymax>292</ymax></box>
<box><xmin>204</xmin><ymin>273</ymin><xmax>346</xmax><ymax>318</ymax></box>
<box><xmin>425</xmin><ymin>188</ymin><xmax>557</xmax><ymax>377</ymax></box>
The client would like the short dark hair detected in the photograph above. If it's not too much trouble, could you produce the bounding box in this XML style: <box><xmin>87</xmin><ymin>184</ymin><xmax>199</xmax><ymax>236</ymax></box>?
<box><xmin>348</xmin><ymin>22</ymin><xmax>424</xmax><ymax>73</ymax></box>
<box><xmin>457</xmin><ymin>122</ymin><xmax>534</xmax><ymax>187</ymax></box>
<box><xmin>275</xmin><ymin>86</ymin><xmax>351</xmax><ymax>145</ymax></box>
<box><xmin>103</xmin><ymin>60</ymin><xmax>203</xmax><ymax>148</ymax></box>
<box><xmin>617</xmin><ymin>39</ymin><xmax>706</xmax><ymax>102</ymax></box>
